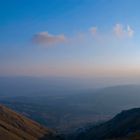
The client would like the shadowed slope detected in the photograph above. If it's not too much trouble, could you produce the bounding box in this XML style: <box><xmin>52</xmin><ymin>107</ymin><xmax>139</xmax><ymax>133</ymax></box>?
<box><xmin>77</xmin><ymin>108</ymin><xmax>140</xmax><ymax>140</ymax></box>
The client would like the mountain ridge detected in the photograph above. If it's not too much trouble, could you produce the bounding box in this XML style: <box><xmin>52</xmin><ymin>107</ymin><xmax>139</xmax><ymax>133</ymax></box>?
<box><xmin>76</xmin><ymin>108</ymin><xmax>140</xmax><ymax>140</ymax></box>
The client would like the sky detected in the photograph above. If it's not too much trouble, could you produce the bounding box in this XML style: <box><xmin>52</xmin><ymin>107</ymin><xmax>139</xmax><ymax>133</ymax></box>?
<box><xmin>1</xmin><ymin>0</ymin><xmax>140</xmax><ymax>78</ymax></box>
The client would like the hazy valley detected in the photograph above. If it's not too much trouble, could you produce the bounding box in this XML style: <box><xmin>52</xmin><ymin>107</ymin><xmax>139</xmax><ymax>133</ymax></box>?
<box><xmin>1</xmin><ymin>78</ymin><xmax>140</xmax><ymax>139</ymax></box>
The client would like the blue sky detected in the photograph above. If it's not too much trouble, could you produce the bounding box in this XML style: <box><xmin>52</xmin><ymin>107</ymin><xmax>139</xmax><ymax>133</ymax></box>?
<box><xmin>1</xmin><ymin>0</ymin><xmax>140</xmax><ymax>77</ymax></box>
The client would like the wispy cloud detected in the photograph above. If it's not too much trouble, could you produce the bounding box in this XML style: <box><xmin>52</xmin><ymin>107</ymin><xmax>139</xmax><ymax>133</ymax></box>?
<box><xmin>113</xmin><ymin>24</ymin><xmax>134</xmax><ymax>38</ymax></box>
<box><xmin>113</xmin><ymin>24</ymin><xmax>124</xmax><ymax>38</ymax></box>
<box><xmin>127</xmin><ymin>25</ymin><xmax>134</xmax><ymax>37</ymax></box>
<box><xmin>32</xmin><ymin>32</ymin><xmax>67</xmax><ymax>47</ymax></box>
<box><xmin>89</xmin><ymin>27</ymin><xmax>98</xmax><ymax>36</ymax></box>
<box><xmin>32</xmin><ymin>23</ymin><xmax>134</xmax><ymax>47</ymax></box>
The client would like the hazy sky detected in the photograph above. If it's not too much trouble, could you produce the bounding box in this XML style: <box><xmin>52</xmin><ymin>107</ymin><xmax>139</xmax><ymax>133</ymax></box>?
<box><xmin>1</xmin><ymin>0</ymin><xmax>140</xmax><ymax>78</ymax></box>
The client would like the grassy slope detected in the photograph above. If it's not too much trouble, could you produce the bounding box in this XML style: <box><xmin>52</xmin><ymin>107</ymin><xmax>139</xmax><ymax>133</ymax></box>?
<box><xmin>0</xmin><ymin>104</ymin><xmax>56</xmax><ymax>140</ymax></box>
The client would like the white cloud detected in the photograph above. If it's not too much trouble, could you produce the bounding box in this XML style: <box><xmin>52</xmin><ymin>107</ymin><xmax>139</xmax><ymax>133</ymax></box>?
<box><xmin>89</xmin><ymin>27</ymin><xmax>97</xmax><ymax>35</ymax></box>
<box><xmin>32</xmin><ymin>24</ymin><xmax>134</xmax><ymax>48</ymax></box>
<box><xmin>113</xmin><ymin>24</ymin><xmax>134</xmax><ymax>38</ymax></box>
<box><xmin>127</xmin><ymin>25</ymin><xmax>134</xmax><ymax>37</ymax></box>
<box><xmin>32</xmin><ymin>32</ymin><xmax>67</xmax><ymax>46</ymax></box>
<box><xmin>113</xmin><ymin>24</ymin><xmax>124</xmax><ymax>38</ymax></box>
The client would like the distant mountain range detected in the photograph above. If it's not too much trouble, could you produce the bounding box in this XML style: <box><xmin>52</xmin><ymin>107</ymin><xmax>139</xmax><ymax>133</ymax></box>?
<box><xmin>0</xmin><ymin>104</ymin><xmax>61</xmax><ymax>140</ymax></box>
